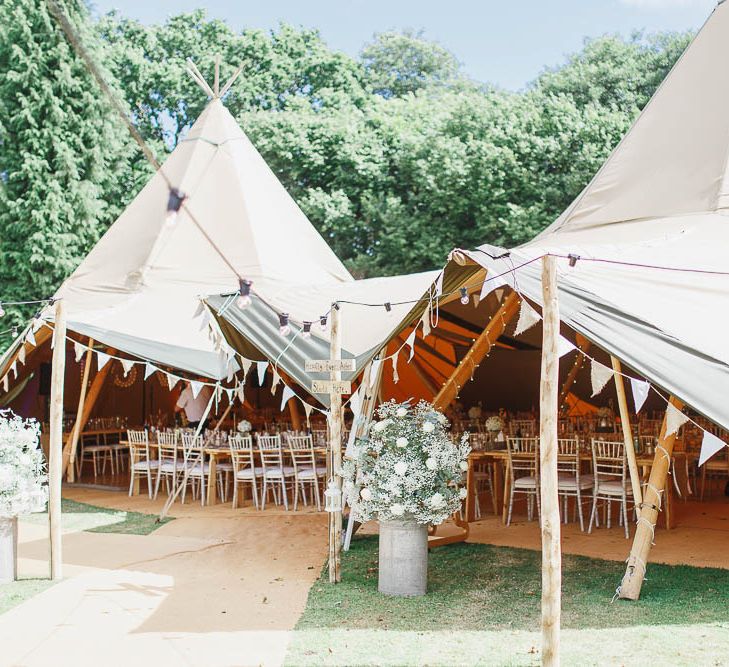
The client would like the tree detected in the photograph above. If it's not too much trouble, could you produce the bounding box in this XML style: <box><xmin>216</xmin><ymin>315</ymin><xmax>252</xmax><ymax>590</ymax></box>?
<box><xmin>0</xmin><ymin>0</ymin><xmax>139</xmax><ymax>335</ymax></box>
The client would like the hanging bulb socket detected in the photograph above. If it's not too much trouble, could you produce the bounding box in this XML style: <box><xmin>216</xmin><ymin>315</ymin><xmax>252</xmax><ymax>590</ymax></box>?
<box><xmin>319</xmin><ymin>315</ymin><xmax>328</xmax><ymax>332</ymax></box>
<box><xmin>279</xmin><ymin>312</ymin><xmax>291</xmax><ymax>337</ymax></box>
<box><xmin>166</xmin><ymin>188</ymin><xmax>186</xmax><ymax>225</ymax></box>
<box><xmin>567</xmin><ymin>254</ymin><xmax>580</xmax><ymax>268</ymax></box>
<box><xmin>302</xmin><ymin>321</ymin><xmax>312</xmax><ymax>339</ymax></box>
<box><xmin>459</xmin><ymin>287</ymin><xmax>469</xmax><ymax>305</ymax></box>
<box><xmin>384</xmin><ymin>302</ymin><xmax>392</xmax><ymax>316</ymax></box>
<box><xmin>236</xmin><ymin>279</ymin><xmax>253</xmax><ymax>308</ymax></box>
<box><xmin>11</xmin><ymin>326</ymin><xmax>17</xmax><ymax>338</ymax></box>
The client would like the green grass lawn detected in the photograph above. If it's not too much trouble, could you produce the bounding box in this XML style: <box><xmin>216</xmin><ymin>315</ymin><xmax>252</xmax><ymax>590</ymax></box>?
<box><xmin>286</xmin><ymin>536</ymin><xmax>729</xmax><ymax>666</ymax></box>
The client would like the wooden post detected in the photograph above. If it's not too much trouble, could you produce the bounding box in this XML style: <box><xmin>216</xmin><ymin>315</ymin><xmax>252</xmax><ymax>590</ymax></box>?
<box><xmin>66</xmin><ymin>339</ymin><xmax>94</xmax><ymax>483</ymax></box>
<box><xmin>288</xmin><ymin>397</ymin><xmax>302</xmax><ymax>430</ymax></box>
<box><xmin>619</xmin><ymin>395</ymin><xmax>684</xmax><ymax>601</ymax></box>
<box><xmin>558</xmin><ymin>334</ymin><xmax>590</xmax><ymax>413</ymax></box>
<box><xmin>611</xmin><ymin>357</ymin><xmax>642</xmax><ymax>507</ymax></box>
<box><xmin>329</xmin><ymin>304</ymin><xmax>343</xmax><ymax>583</ymax></box>
<box><xmin>433</xmin><ymin>292</ymin><xmax>520</xmax><ymax>411</ymax></box>
<box><xmin>48</xmin><ymin>300</ymin><xmax>66</xmax><ymax>580</ymax></box>
<box><xmin>539</xmin><ymin>256</ymin><xmax>561</xmax><ymax>666</ymax></box>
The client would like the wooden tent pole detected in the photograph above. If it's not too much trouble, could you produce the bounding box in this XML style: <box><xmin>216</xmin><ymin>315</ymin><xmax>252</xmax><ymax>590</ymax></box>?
<box><xmin>328</xmin><ymin>304</ymin><xmax>343</xmax><ymax>583</ymax></box>
<box><xmin>288</xmin><ymin>397</ymin><xmax>302</xmax><ymax>430</ymax></box>
<box><xmin>558</xmin><ymin>334</ymin><xmax>590</xmax><ymax>413</ymax></box>
<box><xmin>66</xmin><ymin>339</ymin><xmax>94</xmax><ymax>483</ymax></box>
<box><xmin>619</xmin><ymin>395</ymin><xmax>684</xmax><ymax>600</ymax></box>
<box><xmin>61</xmin><ymin>348</ymin><xmax>116</xmax><ymax>478</ymax></box>
<box><xmin>611</xmin><ymin>357</ymin><xmax>642</xmax><ymax>506</ymax></box>
<box><xmin>433</xmin><ymin>292</ymin><xmax>520</xmax><ymax>411</ymax></box>
<box><xmin>539</xmin><ymin>256</ymin><xmax>561</xmax><ymax>666</ymax></box>
<box><xmin>48</xmin><ymin>301</ymin><xmax>67</xmax><ymax>580</ymax></box>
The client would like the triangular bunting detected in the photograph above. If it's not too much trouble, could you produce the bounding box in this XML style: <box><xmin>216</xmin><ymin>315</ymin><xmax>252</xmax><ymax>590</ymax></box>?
<box><xmin>421</xmin><ymin>311</ymin><xmax>431</xmax><ymax>339</ymax></box>
<box><xmin>557</xmin><ymin>336</ymin><xmax>576</xmax><ymax>358</ymax></box>
<box><xmin>96</xmin><ymin>351</ymin><xmax>111</xmax><ymax>371</ymax></box>
<box><xmin>190</xmin><ymin>380</ymin><xmax>203</xmax><ymax>399</ymax></box>
<box><xmin>237</xmin><ymin>382</ymin><xmax>246</xmax><ymax>404</ymax></box>
<box><xmin>495</xmin><ymin>288</ymin><xmax>505</xmax><ymax>303</ymax></box>
<box><xmin>480</xmin><ymin>275</ymin><xmax>507</xmax><ymax>302</ymax></box>
<box><xmin>590</xmin><ymin>359</ymin><xmax>614</xmax><ymax>397</ymax></box>
<box><xmin>405</xmin><ymin>330</ymin><xmax>416</xmax><ymax>362</ymax></box>
<box><xmin>699</xmin><ymin>431</ymin><xmax>727</xmax><ymax>466</ymax></box>
<box><xmin>167</xmin><ymin>373</ymin><xmax>179</xmax><ymax>392</ymax></box>
<box><xmin>239</xmin><ymin>357</ymin><xmax>252</xmax><ymax>380</ymax></box>
<box><xmin>350</xmin><ymin>386</ymin><xmax>363</xmax><ymax>418</ymax></box>
<box><xmin>144</xmin><ymin>363</ymin><xmax>157</xmax><ymax>381</ymax></box>
<box><xmin>25</xmin><ymin>330</ymin><xmax>36</xmax><ymax>348</ymax></box>
<box><xmin>256</xmin><ymin>361</ymin><xmax>268</xmax><ymax>386</ymax></box>
<box><xmin>225</xmin><ymin>387</ymin><xmax>235</xmax><ymax>405</ymax></box>
<box><xmin>18</xmin><ymin>346</ymin><xmax>26</xmax><ymax>366</ymax></box>
<box><xmin>32</xmin><ymin>318</ymin><xmax>42</xmax><ymax>333</ymax></box>
<box><xmin>665</xmin><ymin>402</ymin><xmax>689</xmax><ymax>437</ymax></box>
<box><xmin>303</xmin><ymin>402</ymin><xmax>314</xmax><ymax>427</ymax></box>
<box><xmin>74</xmin><ymin>341</ymin><xmax>86</xmax><ymax>363</ymax></box>
<box><xmin>280</xmin><ymin>385</ymin><xmax>296</xmax><ymax>411</ymax></box>
<box><xmin>630</xmin><ymin>378</ymin><xmax>651</xmax><ymax>414</ymax></box>
<box><xmin>2</xmin><ymin>376</ymin><xmax>7</xmax><ymax>392</ymax></box>
<box><xmin>10</xmin><ymin>361</ymin><xmax>17</xmax><ymax>379</ymax></box>
<box><xmin>270</xmin><ymin>369</ymin><xmax>281</xmax><ymax>394</ymax></box>
<box><xmin>120</xmin><ymin>359</ymin><xmax>135</xmax><ymax>377</ymax></box>
<box><xmin>514</xmin><ymin>299</ymin><xmax>541</xmax><ymax>336</ymax></box>
<box><xmin>392</xmin><ymin>350</ymin><xmax>400</xmax><ymax>384</ymax></box>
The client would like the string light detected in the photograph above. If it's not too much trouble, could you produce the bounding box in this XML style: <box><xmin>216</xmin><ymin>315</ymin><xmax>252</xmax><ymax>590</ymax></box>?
<box><xmin>568</xmin><ymin>254</ymin><xmax>580</xmax><ymax>268</ymax></box>
<box><xmin>236</xmin><ymin>279</ymin><xmax>252</xmax><ymax>309</ymax></box>
<box><xmin>384</xmin><ymin>302</ymin><xmax>393</xmax><ymax>316</ymax></box>
<box><xmin>278</xmin><ymin>313</ymin><xmax>291</xmax><ymax>337</ymax></box>
<box><xmin>165</xmin><ymin>188</ymin><xmax>186</xmax><ymax>226</ymax></box>
<box><xmin>302</xmin><ymin>321</ymin><xmax>312</xmax><ymax>339</ymax></box>
<box><xmin>319</xmin><ymin>314</ymin><xmax>328</xmax><ymax>332</ymax></box>
<box><xmin>459</xmin><ymin>287</ymin><xmax>469</xmax><ymax>305</ymax></box>
<box><xmin>11</xmin><ymin>326</ymin><xmax>17</xmax><ymax>338</ymax></box>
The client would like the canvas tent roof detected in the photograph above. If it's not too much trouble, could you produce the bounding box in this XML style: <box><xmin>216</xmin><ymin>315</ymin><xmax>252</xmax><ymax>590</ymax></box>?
<box><xmin>34</xmin><ymin>97</ymin><xmax>354</xmax><ymax>380</ymax></box>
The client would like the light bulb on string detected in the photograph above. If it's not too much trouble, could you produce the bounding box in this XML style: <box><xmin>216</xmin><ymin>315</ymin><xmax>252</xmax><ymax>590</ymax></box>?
<box><xmin>319</xmin><ymin>315</ymin><xmax>328</xmax><ymax>332</ymax></box>
<box><xmin>236</xmin><ymin>279</ymin><xmax>252</xmax><ymax>309</ymax></box>
<box><xmin>568</xmin><ymin>254</ymin><xmax>580</xmax><ymax>268</ymax></box>
<box><xmin>165</xmin><ymin>188</ymin><xmax>186</xmax><ymax>226</ymax></box>
<box><xmin>11</xmin><ymin>326</ymin><xmax>17</xmax><ymax>338</ymax></box>
<box><xmin>302</xmin><ymin>321</ymin><xmax>312</xmax><ymax>339</ymax></box>
<box><xmin>459</xmin><ymin>287</ymin><xmax>469</xmax><ymax>305</ymax></box>
<box><xmin>384</xmin><ymin>302</ymin><xmax>393</xmax><ymax>317</ymax></box>
<box><xmin>279</xmin><ymin>313</ymin><xmax>291</xmax><ymax>337</ymax></box>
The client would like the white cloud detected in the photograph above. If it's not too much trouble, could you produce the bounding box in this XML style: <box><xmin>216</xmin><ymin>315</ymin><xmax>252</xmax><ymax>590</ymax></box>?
<box><xmin>618</xmin><ymin>0</ymin><xmax>715</xmax><ymax>8</ymax></box>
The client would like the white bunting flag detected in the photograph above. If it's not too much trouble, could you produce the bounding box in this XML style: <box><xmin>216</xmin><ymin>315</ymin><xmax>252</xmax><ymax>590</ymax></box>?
<box><xmin>557</xmin><ymin>336</ymin><xmax>576</xmax><ymax>358</ymax></box>
<box><xmin>405</xmin><ymin>329</ymin><xmax>416</xmax><ymax>362</ymax></box>
<box><xmin>26</xmin><ymin>329</ymin><xmax>36</xmax><ymax>348</ymax></box>
<box><xmin>271</xmin><ymin>369</ymin><xmax>281</xmax><ymax>394</ymax></box>
<box><xmin>190</xmin><ymin>380</ymin><xmax>203</xmax><ymax>400</ymax></box>
<box><xmin>225</xmin><ymin>387</ymin><xmax>235</xmax><ymax>405</ymax></box>
<box><xmin>144</xmin><ymin>363</ymin><xmax>157</xmax><ymax>381</ymax></box>
<box><xmin>120</xmin><ymin>359</ymin><xmax>135</xmax><ymax>377</ymax></box>
<box><xmin>74</xmin><ymin>341</ymin><xmax>86</xmax><ymax>363</ymax></box>
<box><xmin>198</xmin><ymin>308</ymin><xmax>212</xmax><ymax>332</ymax></box>
<box><xmin>239</xmin><ymin>357</ymin><xmax>252</xmax><ymax>380</ymax></box>
<box><xmin>434</xmin><ymin>271</ymin><xmax>444</xmax><ymax>297</ymax></box>
<box><xmin>280</xmin><ymin>385</ymin><xmax>295</xmax><ymax>411</ymax></box>
<box><xmin>226</xmin><ymin>357</ymin><xmax>236</xmax><ymax>383</ymax></box>
<box><xmin>392</xmin><ymin>350</ymin><xmax>400</xmax><ymax>384</ymax></box>
<box><xmin>32</xmin><ymin>318</ymin><xmax>42</xmax><ymax>333</ymax></box>
<box><xmin>480</xmin><ymin>275</ymin><xmax>507</xmax><ymax>302</ymax></box>
<box><xmin>2</xmin><ymin>376</ymin><xmax>7</xmax><ymax>392</ymax></box>
<box><xmin>167</xmin><ymin>373</ymin><xmax>179</xmax><ymax>392</ymax></box>
<box><xmin>665</xmin><ymin>403</ymin><xmax>689</xmax><ymax>437</ymax></box>
<box><xmin>350</xmin><ymin>386</ymin><xmax>363</xmax><ymax>418</ymax></box>
<box><xmin>699</xmin><ymin>431</ymin><xmax>727</xmax><ymax>466</ymax></box>
<box><xmin>18</xmin><ymin>346</ymin><xmax>25</xmax><ymax>366</ymax></box>
<box><xmin>514</xmin><ymin>300</ymin><xmax>541</xmax><ymax>336</ymax></box>
<box><xmin>256</xmin><ymin>361</ymin><xmax>268</xmax><ymax>386</ymax></box>
<box><xmin>96</xmin><ymin>351</ymin><xmax>111</xmax><ymax>371</ymax></box>
<box><xmin>495</xmin><ymin>288</ymin><xmax>505</xmax><ymax>303</ymax></box>
<box><xmin>421</xmin><ymin>311</ymin><xmax>431</xmax><ymax>339</ymax></box>
<box><xmin>237</xmin><ymin>382</ymin><xmax>245</xmax><ymax>404</ymax></box>
<box><xmin>630</xmin><ymin>378</ymin><xmax>651</xmax><ymax>414</ymax></box>
<box><xmin>369</xmin><ymin>359</ymin><xmax>382</xmax><ymax>390</ymax></box>
<box><xmin>590</xmin><ymin>359</ymin><xmax>614</xmax><ymax>397</ymax></box>
<box><xmin>303</xmin><ymin>402</ymin><xmax>314</xmax><ymax>427</ymax></box>
<box><xmin>10</xmin><ymin>361</ymin><xmax>17</xmax><ymax>379</ymax></box>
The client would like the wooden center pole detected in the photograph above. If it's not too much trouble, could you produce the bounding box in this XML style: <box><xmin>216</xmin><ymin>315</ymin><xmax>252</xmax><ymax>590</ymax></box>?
<box><xmin>48</xmin><ymin>300</ymin><xmax>67</xmax><ymax>580</ymax></box>
<box><xmin>619</xmin><ymin>395</ymin><xmax>684</xmax><ymax>601</ymax></box>
<box><xmin>328</xmin><ymin>304</ymin><xmax>343</xmax><ymax>583</ymax></box>
<box><xmin>66</xmin><ymin>339</ymin><xmax>94</xmax><ymax>483</ymax></box>
<box><xmin>539</xmin><ymin>256</ymin><xmax>561</xmax><ymax>667</ymax></box>
<box><xmin>611</xmin><ymin>357</ymin><xmax>642</xmax><ymax>506</ymax></box>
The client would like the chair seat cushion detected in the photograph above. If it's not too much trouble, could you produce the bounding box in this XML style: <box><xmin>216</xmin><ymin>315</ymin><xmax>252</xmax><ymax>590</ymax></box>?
<box><xmin>133</xmin><ymin>460</ymin><xmax>159</xmax><ymax>470</ymax></box>
<box><xmin>514</xmin><ymin>476</ymin><xmax>537</xmax><ymax>489</ymax></box>
<box><xmin>597</xmin><ymin>481</ymin><xmax>632</xmax><ymax>496</ymax></box>
<box><xmin>186</xmin><ymin>463</ymin><xmax>211</xmax><ymax>475</ymax></box>
<box><xmin>557</xmin><ymin>476</ymin><xmax>594</xmax><ymax>490</ymax></box>
<box><xmin>236</xmin><ymin>467</ymin><xmax>264</xmax><ymax>479</ymax></box>
<box><xmin>159</xmin><ymin>462</ymin><xmax>178</xmax><ymax>473</ymax></box>
<box><xmin>216</xmin><ymin>462</ymin><xmax>234</xmax><ymax>472</ymax></box>
<box><xmin>297</xmin><ymin>467</ymin><xmax>318</xmax><ymax>479</ymax></box>
<box><xmin>316</xmin><ymin>466</ymin><xmax>328</xmax><ymax>475</ymax></box>
<box><xmin>264</xmin><ymin>466</ymin><xmax>295</xmax><ymax>478</ymax></box>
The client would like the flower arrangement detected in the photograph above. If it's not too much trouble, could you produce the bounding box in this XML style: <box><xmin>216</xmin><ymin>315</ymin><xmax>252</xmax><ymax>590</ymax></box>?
<box><xmin>342</xmin><ymin>400</ymin><xmax>470</xmax><ymax>525</ymax></box>
<box><xmin>0</xmin><ymin>414</ymin><xmax>47</xmax><ymax>518</ymax></box>
<box><xmin>236</xmin><ymin>419</ymin><xmax>252</xmax><ymax>434</ymax></box>
<box><xmin>484</xmin><ymin>415</ymin><xmax>505</xmax><ymax>432</ymax></box>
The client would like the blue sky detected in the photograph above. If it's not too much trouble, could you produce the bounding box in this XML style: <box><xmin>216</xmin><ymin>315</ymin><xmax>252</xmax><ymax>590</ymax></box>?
<box><xmin>90</xmin><ymin>0</ymin><xmax>717</xmax><ymax>90</ymax></box>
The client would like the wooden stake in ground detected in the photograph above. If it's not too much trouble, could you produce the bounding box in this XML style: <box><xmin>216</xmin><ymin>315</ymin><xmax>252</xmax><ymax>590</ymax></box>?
<box><xmin>611</xmin><ymin>357</ymin><xmax>642</xmax><ymax>507</ymax></box>
<box><xmin>539</xmin><ymin>256</ymin><xmax>561</xmax><ymax>666</ymax></box>
<box><xmin>328</xmin><ymin>304</ymin><xmax>343</xmax><ymax>583</ymax></box>
<box><xmin>619</xmin><ymin>395</ymin><xmax>684</xmax><ymax>601</ymax></box>
<box><xmin>48</xmin><ymin>299</ymin><xmax>67</xmax><ymax>580</ymax></box>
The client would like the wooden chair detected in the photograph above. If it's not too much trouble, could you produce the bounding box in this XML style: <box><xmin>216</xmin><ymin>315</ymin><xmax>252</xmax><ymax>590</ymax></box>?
<box><xmin>287</xmin><ymin>434</ymin><xmax>323</xmax><ymax>511</ymax></box>
<box><xmin>257</xmin><ymin>434</ymin><xmax>295</xmax><ymax>510</ymax></box>
<box><xmin>589</xmin><ymin>439</ymin><xmax>633</xmax><ymax>539</ymax></box>
<box><xmin>557</xmin><ymin>438</ymin><xmax>593</xmax><ymax>531</ymax></box>
<box><xmin>154</xmin><ymin>431</ymin><xmax>180</xmax><ymax>500</ymax></box>
<box><xmin>180</xmin><ymin>433</ymin><xmax>209</xmax><ymax>505</ymax></box>
<box><xmin>509</xmin><ymin>420</ymin><xmax>536</xmax><ymax>438</ymax></box>
<box><xmin>127</xmin><ymin>429</ymin><xmax>158</xmax><ymax>498</ymax></box>
<box><xmin>229</xmin><ymin>435</ymin><xmax>261</xmax><ymax>509</ymax></box>
<box><xmin>506</xmin><ymin>437</ymin><xmax>540</xmax><ymax>526</ymax></box>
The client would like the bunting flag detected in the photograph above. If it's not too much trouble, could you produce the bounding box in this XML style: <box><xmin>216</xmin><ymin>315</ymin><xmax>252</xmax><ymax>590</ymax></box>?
<box><xmin>405</xmin><ymin>330</ymin><xmax>416</xmax><ymax>362</ymax></box>
<box><xmin>557</xmin><ymin>336</ymin><xmax>576</xmax><ymax>358</ymax></box>
<box><xmin>167</xmin><ymin>373</ymin><xmax>179</xmax><ymax>392</ymax></box>
<box><xmin>280</xmin><ymin>385</ymin><xmax>296</xmax><ymax>411</ymax></box>
<box><xmin>32</xmin><ymin>318</ymin><xmax>42</xmax><ymax>333</ymax></box>
<box><xmin>495</xmin><ymin>288</ymin><xmax>505</xmax><ymax>303</ymax></box>
<box><xmin>198</xmin><ymin>308</ymin><xmax>212</xmax><ymax>331</ymax></box>
<box><xmin>270</xmin><ymin>369</ymin><xmax>281</xmax><ymax>394</ymax></box>
<box><xmin>349</xmin><ymin>386</ymin><xmax>363</xmax><ymax>418</ymax></box>
<box><xmin>256</xmin><ymin>361</ymin><xmax>268</xmax><ymax>386</ymax></box>
<box><xmin>421</xmin><ymin>311</ymin><xmax>431</xmax><ymax>339</ymax></box>
<box><xmin>193</xmin><ymin>300</ymin><xmax>205</xmax><ymax>318</ymax></box>
<box><xmin>514</xmin><ymin>299</ymin><xmax>541</xmax><ymax>336</ymax></box>
<box><xmin>17</xmin><ymin>346</ymin><xmax>26</xmax><ymax>366</ymax></box>
<box><xmin>74</xmin><ymin>341</ymin><xmax>86</xmax><ymax>363</ymax></box>
<box><xmin>226</xmin><ymin>357</ymin><xmax>236</xmax><ymax>383</ymax></box>
<box><xmin>434</xmin><ymin>271</ymin><xmax>444</xmax><ymax>297</ymax></box>
<box><xmin>120</xmin><ymin>359</ymin><xmax>135</xmax><ymax>377</ymax></box>
<box><xmin>630</xmin><ymin>378</ymin><xmax>651</xmax><ymax>414</ymax></box>
<box><xmin>392</xmin><ymin>350</ymin><xmax>400</xmax><ymax>384</ymax></box>
<box><xmin>26</xmin><ymin>330</ymin><xmax>36</xmax><ymax>348</ymax></box>
<box><xmin>665</xmin><ymin>402</ymin><xmax>689</xmax><ymax>437</ymax></box>
<box><xmin>369</xmin><ymin>359</ymin><xmax>382</xmax><ymax>390</ymax></box>
<box><xmin>2</xmin><ymin>376</ymin><xmax>7</xmax><ymax>392</ymax></box>
<box><xmin>237</xmin><ymin>382</ymin><xmax>245</xmax><ymax>404</ymax></box>
<box><xmin>699</xmin><ymin>431</ymin><xmax>727</xmax><ymax>466</ymax></box>
<box><xmin>190</xmin><ymin>380</ymin><xmax>203</xmax><ymax>400</ymax></box>
<box><xmin>303</xmin><ymin>402</ymin><xmax>313</xmax><ymax>427</ymax></box>
<box><xmin>590</xmin><ymin>359</ymin><xmax>614</xmax><ymax>397</ymax></box>
<box><xmin>96</xmin><ymin>351</ymin><xmax>111</xmax><ymax>371</ymax></box>
<box><xmin>10</xmin><ymin>361</ymin><xmax>17</xmax><ymax>379</ymax></box>
<box><xmin>225</xmin><ymin>387</ymin><xmax>235</xmax><ymax>405</ymax></box>
<box><xmin>239</xmin><ymin>357</ymin><xmax>252</xmax><ymax>380</ymax></box>
<box><xmin>480</xmin><ymin>275</ymin><xmax>507</xmax><ymax>302</ymax></box>
<box><xmin>144</xmin><ymin>362</ymin><xmax>157</xmax><ymax>381</ymax></box>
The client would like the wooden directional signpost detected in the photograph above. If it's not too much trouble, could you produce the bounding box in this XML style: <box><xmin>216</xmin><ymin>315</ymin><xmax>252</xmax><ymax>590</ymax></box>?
<box><xmin>306</xmin><ymin>306</ymin><xmax>352</xmax><ymax>583</ymax></box>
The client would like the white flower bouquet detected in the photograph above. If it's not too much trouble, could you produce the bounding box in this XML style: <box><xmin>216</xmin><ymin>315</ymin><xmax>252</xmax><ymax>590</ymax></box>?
<box><xmin>484</xmin><ymin>415</ymin><xmax>505</xmax><ymax>432</ymax></box>
<box><xmin>342</xmin><ymin>400</ymin><xmax>470</xmax><ymax>525</ymax></box>
<box><xmin>237</xmin><ymin>419</ymin><xmax>252</xmax><ymax>434</ymax></box>
<box><xmin>0</xmin><ymin>414</ymin><xmax>47</xmax><ymax>518</ymax></box>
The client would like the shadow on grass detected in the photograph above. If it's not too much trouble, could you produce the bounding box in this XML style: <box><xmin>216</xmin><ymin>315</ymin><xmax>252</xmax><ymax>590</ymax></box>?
<box><xmin>296</xmin><ymin>535</ymin><xmax>729</xmax><ymax>632</ymax></box>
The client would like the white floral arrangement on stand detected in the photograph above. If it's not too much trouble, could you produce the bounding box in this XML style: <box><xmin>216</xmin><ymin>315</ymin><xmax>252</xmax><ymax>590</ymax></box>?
<box><xmin>484</xmin><ymin>415</ymin><xmax>505</xmax><ymax>433</ymax></box>
<box><xmin>0</xmin><ymin>414</ymin><xmax>47</xmax><ymax>518</ymax></box>
<box><xmin>237</xmin><ymin>419</ymin><xmax>252</xmax><ymax>434</ymax></box>
<box><xmin>342</xmin><ymin>400</ymin><xmax>470</xmax><ymax>525</ymax></box>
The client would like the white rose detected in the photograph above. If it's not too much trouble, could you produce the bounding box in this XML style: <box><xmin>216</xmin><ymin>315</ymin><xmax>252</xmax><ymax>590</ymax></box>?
<box><xmin>459</xmin><ymin>487</ymin><xmax>468</xmax><ymax>500</ymax></box>
<box><xmin>394</xmin><ymin>461</ymin><xmax>408</xmax><ymax>476</ymax></box>
<box><xmin>459</xmin><ymin>460</ymin><xmax>469</xmax><ymax>471</ymax></box>
<box><xmin>360</xmin><ymin>488</ymin><xmax>372</xmax><ymax>501</ymax></box>
<box><xmin>396</xmin><ymin>436</ymin><xmax>408</xmax><ymax>448</ymax></box>
<box><xmin>425</xmin><ymin>458</ymin><xmax>437</xmax><ymax>471</ymax></box>
<box><xmin>390</xmin><ymin>503</ymin><xmax>405</xmax><ymax>516</ymax></box>
<box><xmin>373</xmin><ymin>419</ymin><xmax>390</xmax><ymax>433</ymax></box>
<box><xmin>429</xmin><ymin>492</ymin><xmax>445</xmax><ymax>508</ymax></box>
<box><xmin>396</xmin><ymin>407</ymin><xmax>408</xmax><ymax>417</ymax></box>
<box><xmin>422</xmin><ymin>422</ymin><xmax>435</xmax><ymax>434</ymax></box>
